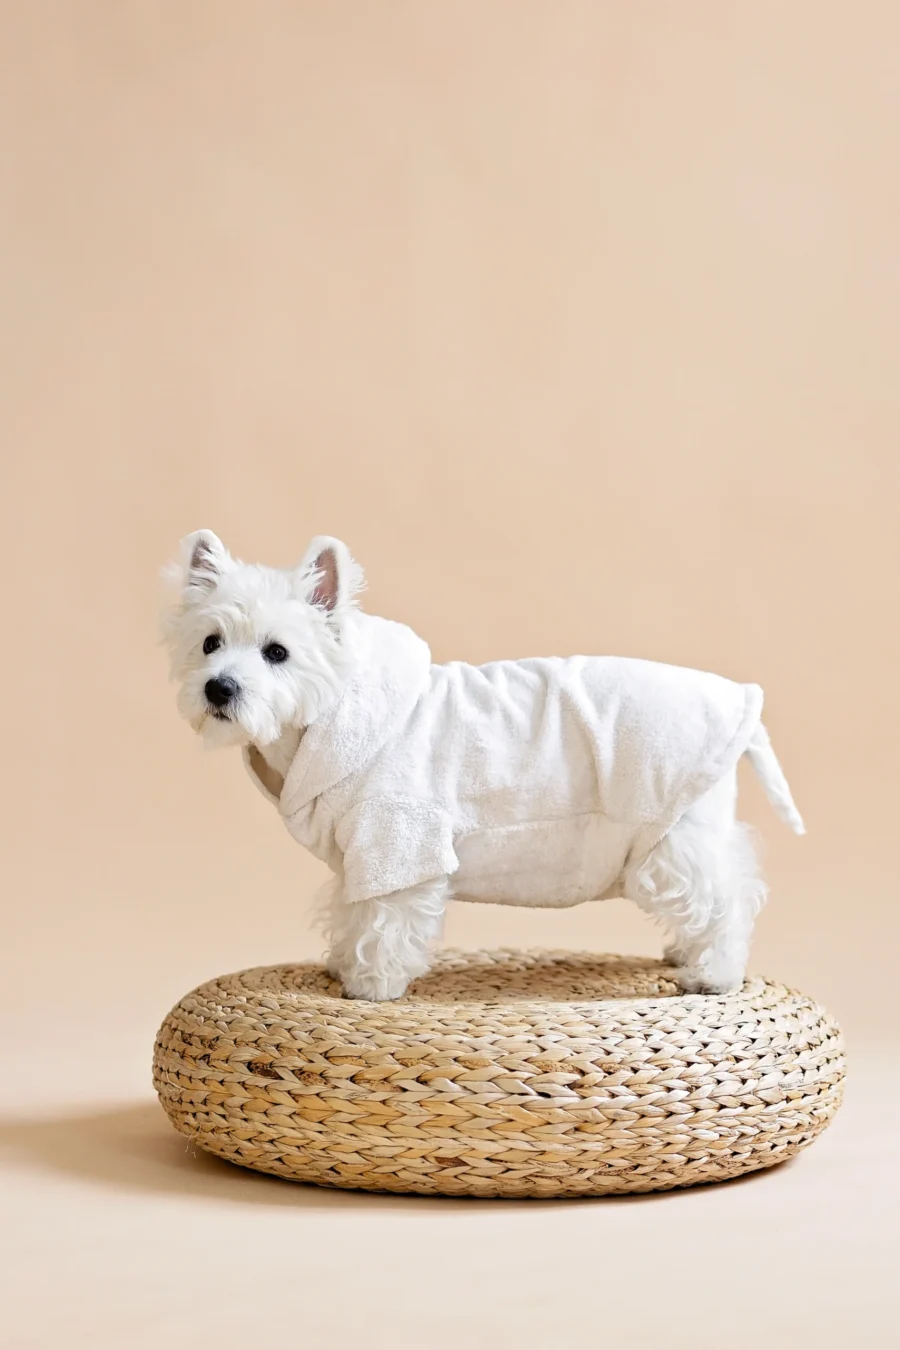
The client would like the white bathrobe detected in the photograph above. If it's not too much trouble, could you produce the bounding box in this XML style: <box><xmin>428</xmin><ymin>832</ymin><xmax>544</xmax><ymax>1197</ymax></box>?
<box><xmin>244</xmin><ymin>613</ymin><xmax>763</xmax><ymax>908</ymax></box>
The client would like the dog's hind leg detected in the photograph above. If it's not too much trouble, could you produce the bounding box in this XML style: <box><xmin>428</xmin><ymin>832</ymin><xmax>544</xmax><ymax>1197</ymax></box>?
<box><xmin>624</xmin><ymin>773</ymin><xmax>767</xmax><ymax>995</ymax></box>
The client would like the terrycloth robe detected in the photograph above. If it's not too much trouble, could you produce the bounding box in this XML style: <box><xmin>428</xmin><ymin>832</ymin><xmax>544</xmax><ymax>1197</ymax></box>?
<box><xmin>244</xmin><ymin>614</ymin><xmax>763</xmax><ymax>908</ymax></box>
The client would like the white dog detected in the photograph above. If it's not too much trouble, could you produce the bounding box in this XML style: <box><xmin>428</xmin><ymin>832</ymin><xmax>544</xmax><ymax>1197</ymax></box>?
<box><xmin>162</xmin><ymin>531</ymin><xmax>804</xmax><ymax>1001</ymax></box>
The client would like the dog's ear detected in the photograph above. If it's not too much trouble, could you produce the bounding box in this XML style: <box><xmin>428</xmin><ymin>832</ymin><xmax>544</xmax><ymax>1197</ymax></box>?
<box><xmin>180</xmin><ymin>529</ymin><xmax>231</xmax><ymax>596</ymax></box>
<box><xmin>298</xmin><ymin>536</ymin><xmax>363</xmax><ymax>613</ymax></box>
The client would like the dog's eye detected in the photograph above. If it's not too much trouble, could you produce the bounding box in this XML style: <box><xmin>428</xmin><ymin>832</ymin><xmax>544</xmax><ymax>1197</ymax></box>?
<box><xmin>262</xmin><ymin>642</ymin><xmax>288</xmax><ymax>664</ymax></box>
<box><xmin>202</xmin><ymin>634</ymin><xmax>221</xmax><ymax>655</ymax></box>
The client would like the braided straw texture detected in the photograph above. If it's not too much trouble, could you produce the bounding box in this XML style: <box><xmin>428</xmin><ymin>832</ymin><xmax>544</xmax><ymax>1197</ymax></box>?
<box><xmin>153</xmin><ymin>950</ymin><xmax>845</xmax><ymax>1198</ymax></box>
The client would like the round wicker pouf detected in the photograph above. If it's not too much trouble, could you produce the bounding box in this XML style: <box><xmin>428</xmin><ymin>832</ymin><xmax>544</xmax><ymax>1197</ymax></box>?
<box><xmin>153</xmin><ymin>950</ymin><xmax>845</xmax><ymax>1198</ymax></box>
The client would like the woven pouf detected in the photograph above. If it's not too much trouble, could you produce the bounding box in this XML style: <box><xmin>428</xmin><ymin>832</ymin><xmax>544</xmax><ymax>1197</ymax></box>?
<box><xmin>153</xmin><ymin>950</ymin><xmax>845</xmax><ymax>1198</ymax></box>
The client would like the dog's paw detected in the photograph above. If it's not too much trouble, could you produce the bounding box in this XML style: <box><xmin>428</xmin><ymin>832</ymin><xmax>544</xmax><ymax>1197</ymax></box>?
<box><xmin>340</xmin><ymin>972</ymin><xmax>410</xmax><ymax>1002</ymax></box>
<box><xmin>676</xmin><ymin>965</ymin><xmax>744</xmax><ymax>996</ymax></box>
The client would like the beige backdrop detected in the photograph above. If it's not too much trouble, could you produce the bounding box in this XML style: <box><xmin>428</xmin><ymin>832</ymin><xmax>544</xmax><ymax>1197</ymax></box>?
<box><xmin>2</xmin><ymin>4</ymin><xmax>898</xmax><ymax>1348</ymax></box>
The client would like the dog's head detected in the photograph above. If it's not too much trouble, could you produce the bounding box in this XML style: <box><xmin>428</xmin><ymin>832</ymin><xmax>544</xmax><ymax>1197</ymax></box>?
<box><xmin>161</xmin><ymin>531</ymin><xmax>363</xmax><ymax>748</ymax></box>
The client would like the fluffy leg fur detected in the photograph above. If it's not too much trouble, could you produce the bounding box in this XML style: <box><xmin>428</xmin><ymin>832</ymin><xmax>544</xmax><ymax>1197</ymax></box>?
<box><xmin>624</xmin><ymin>772</ymin><xmax>767</xmax><ymax>994</ymax></box>
<box><xmin>319</xmin><ymin>875</ymin><xmax>449</xmax><ymax>1001</ymax></box>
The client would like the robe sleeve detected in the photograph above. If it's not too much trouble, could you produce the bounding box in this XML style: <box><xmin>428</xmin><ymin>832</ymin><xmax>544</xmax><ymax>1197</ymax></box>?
<box><xmin>335</xmin><ymin>797</ymin><xmax>459</xmax><ymax>904</ymax></box>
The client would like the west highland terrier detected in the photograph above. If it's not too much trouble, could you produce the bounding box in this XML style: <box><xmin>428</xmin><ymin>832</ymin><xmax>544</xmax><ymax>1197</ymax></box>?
<box><xmin>162</xmin><ymin>531</ymin><xmax>804</xmax><ymax>1000</ymax></box>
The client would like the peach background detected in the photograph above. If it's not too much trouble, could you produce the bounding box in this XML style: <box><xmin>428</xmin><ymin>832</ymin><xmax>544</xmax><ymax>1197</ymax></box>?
<box><xmin>2</xmin><ymin>4</ymin><xmax>898</xmax><ymax>1347</ymax></box>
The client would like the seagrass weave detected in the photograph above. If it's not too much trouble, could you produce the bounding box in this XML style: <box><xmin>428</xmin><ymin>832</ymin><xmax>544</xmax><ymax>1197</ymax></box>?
<box><xmin>153</xmin><ymin>950</ymin><xmax>845</xmax><ymax>1197</ymax></box>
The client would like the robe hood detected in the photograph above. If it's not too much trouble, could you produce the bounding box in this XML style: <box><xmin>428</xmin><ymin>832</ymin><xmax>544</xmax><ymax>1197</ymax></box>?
<box><xmin>243</xmin><ymin>612</ymin><xmax>432</xmax><ymax>818</ymax></box>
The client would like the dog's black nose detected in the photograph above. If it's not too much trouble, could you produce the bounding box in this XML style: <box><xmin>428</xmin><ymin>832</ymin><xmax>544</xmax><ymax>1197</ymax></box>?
<box><xmin>205</xmin><ymin>676</ymin><xmax>239</xmax><ymax>708</ymax></box>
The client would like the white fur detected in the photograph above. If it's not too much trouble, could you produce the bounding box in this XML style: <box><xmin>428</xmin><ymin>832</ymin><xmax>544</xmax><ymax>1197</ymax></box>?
<box><xmin>624</xmin><ymin>772</ymin><xmax>766</xmax><ymax>993</ymax></box>
<box><xmin>316</xmin><ymin>874</ymin><xmax>449</xmax><ymax>1001</ymax></box>
<box><xmin>160</xmin><ymin>531</ymin><xmax>362</xmax><ymax>749</ymax></box>
<box><xmin>162</xmin><ymin>532</ymin><xmax>801</xmax><ymax>1002</ymax></box>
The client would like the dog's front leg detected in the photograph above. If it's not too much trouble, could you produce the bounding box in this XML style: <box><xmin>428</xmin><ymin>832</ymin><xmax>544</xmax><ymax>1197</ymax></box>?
<box><xmin>323</xmin><ymin>876</ymin><xmax>449</xmax><ymax>1001</ymax></box>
